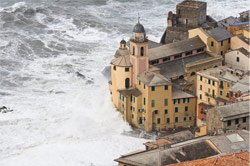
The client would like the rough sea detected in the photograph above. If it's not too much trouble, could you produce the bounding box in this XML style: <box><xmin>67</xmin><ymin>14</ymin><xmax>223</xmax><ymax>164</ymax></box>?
<box><xmin>0</xmin><ymin>0</ymin><xmax>248</xmax><ymax>165</ymax></box>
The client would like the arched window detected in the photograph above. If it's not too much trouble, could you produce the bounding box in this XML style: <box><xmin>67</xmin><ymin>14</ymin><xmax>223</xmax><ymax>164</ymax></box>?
<box><xmin>141</xmin><ymin>47</ymin><xmax>144</xmax><ymax>56</ymax></box>
<box><xmin>133</xmin><ymin>46</ymin><xmax>135</xmax><ymax>56</ymax></box>
<box><xmin>179</xmin><ymin>75</ymin><xmax>184</xmax><ymax>79</ymax></box>
<box><xmin>190</xmin><ymin>72</ymin><xmax>195</xmax><ymax>76</ymax></box>
<box><xmin>125</xmin><ymin>78</ymin><xmax>130</xmax><ymax>89</ymax></box>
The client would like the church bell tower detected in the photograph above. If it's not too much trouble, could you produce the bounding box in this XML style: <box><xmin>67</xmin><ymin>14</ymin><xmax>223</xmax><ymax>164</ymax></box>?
<box><xmin>130</xmin><ymin>20</ymin><xmax>149</xmax><ymax>87</ymax></box>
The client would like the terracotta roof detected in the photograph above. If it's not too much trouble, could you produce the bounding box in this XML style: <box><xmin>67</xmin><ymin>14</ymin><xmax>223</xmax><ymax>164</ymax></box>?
<box><xmin>167</xmin><ymin>151</ymin><xmax>250</xmax><ymax>166</ymax></box>
<box><xmin>138</xmin><ymin>71</ymin><xmax>171</xmax><ymax>86</ymax></box>
<box><xmin>149</xmin><ymin>36</ymin><xmax>206</xmax><ymax>61</ymax></box>
<box><xmin>111</xmin><ymin>54</ymin><xmax>132</xmax><ymax>67</ymax></box>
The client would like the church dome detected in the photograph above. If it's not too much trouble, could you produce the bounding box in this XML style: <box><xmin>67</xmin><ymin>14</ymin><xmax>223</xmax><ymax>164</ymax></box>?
<box><xmin>133</xmin><ymin>23</ymin><xmax>145</xmax><ymax>33</ymax></box>
<box><xmin>120</xmin><ymin>39</ymin><xmax>126</xmax><ymax>44</ymax></box>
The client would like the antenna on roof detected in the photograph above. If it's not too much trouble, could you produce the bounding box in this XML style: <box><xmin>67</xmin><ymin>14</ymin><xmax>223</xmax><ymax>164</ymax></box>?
<box><xmin>138</xmin><ymin>12</ymin><xmax>140</xmax><ymax>23</ymax></box>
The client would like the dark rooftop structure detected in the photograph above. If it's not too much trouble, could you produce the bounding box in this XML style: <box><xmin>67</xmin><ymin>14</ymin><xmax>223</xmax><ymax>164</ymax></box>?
<box><xmin>237</xmin><ymin>47</ymin><xmax>250</xmax><ymax>57</ymax></box>
<box><xmin>207</xmin><ymin>27</ymin><xmax>232</xmax><ymax>41</ymax></box>
<box><xmin>133</xmin><ymin>22</ymin><xmax>145</xmax><ymax>33</ymax></box>
<box><xmin>238</xmin><ymin>34</ymin><xmax>250</xmax><ymax>45</ymax></box>
<box><xmin>155</xmin><ymin>52</ymin><xmax>213</xmax><ymax>79</ymax></box>
<box><xmin>149</xmin><ymin>36</ymin><xmax>206</xmax><ymax>61</ymax></box>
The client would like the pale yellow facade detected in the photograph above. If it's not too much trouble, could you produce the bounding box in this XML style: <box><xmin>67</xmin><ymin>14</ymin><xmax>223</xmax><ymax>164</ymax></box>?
<box><xmin>109</xmin><ymin>23</ymin><xmax>197</xmax><ymax>132</ymax></box>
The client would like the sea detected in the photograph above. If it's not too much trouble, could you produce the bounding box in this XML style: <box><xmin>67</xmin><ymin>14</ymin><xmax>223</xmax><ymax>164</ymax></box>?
<box><xmin>0</xmin><ymin>0</ymin><xmax>248</xmax><ymax>165</ymax></box>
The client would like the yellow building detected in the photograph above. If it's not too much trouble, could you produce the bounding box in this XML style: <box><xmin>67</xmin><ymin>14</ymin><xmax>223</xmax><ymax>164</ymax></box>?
<box><xmin>189</xmin><ymin>27</ymin><xmax>232</xmax><ymax>62</ymax></box>
<box><xmin>231</xmin><ymin>29</ymin><xmax>250</xmax><ymax>51</ymax></box>
<box><xmin>195</xmin><ymin>66</ymin><xmax>247</xmax><ymax>136</ymax></box>
<box><xmin>109</xmin><ymin>22</ymin><xmax>196</xmax><ymax>132</ymax></box>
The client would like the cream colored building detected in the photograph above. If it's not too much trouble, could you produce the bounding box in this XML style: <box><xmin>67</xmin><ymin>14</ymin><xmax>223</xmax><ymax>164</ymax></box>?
<box><xmin>225</xmin><ymin>48</ymin><xmax>250</xmax><ymax>71</ymax></box>
<box><xmin>189</xmin><ymin>27</ymin><xmax>232</xmax><ymax>62</ymax></box>
<box><xmin>109</xmin><ymin>22</ymin><xmax>197</xmax><ymax>132</ymax></box>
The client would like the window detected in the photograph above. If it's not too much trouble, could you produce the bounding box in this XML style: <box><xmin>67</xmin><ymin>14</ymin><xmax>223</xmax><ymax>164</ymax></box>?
<box><xmin>189</xmin><ymin>117</ymin><xmax>192</xmax><ymax>120</ymax></box>
<box><xmin>231</xmin><ymin>70</ymin><xmax>233</xmax><ymax>74</ymax></box>
<box><xmin>151</xmin><ymin>100</ymin><xmax>155</xmax><ymax>107</ymax></box>
<box><xmin>243</xmin><ymin>117</ymin><xmax>247</xmax><ymax>123</ymax></box>
<box><xmin>200</xmin><ymin>94</ymin><xmax>202</xmax><ymax>99</ymax></box>
<box><xmin>185</xmin><ymin>106</ymin><xmax>188</xmax><ymax>111</ymax></box>
<box><xmin>130</xmin><ymin>106</ymin><xmax>132</xmax><ymax>110</ymax></box>
<box><xmin>132</xmin><ymin>114</ymin><xmax>134</xmax><ymax>119</ymax></box>
<box><xmin>226</xmin><ymin>93</ymin><xmax>229</xmax><ymax>98</ymax></box>
<box><xmin>184</xmin><ymin>117</ymin><xmax>186</xmax><ymax>121</ymax></box>
<box><xmin>175</xmin><ymin>107</ymin><xmax>178</xmax><ymax>113</ymax></box>
<box><xmin>133</xmin><ymin>96</ymin><xmax>135</xmax><ymax>103</ymax></box>
<box><xmin>120</xmin><ymin>94</ymin><xmax>121</xmax><ymax>99</ymax></box>
<box><xmin>221</xmin><ymin>41</ymin><xmax>223</xmax><ymax>46</ymax></box>
<box><xmin>183</xmin><ymin>98</ymin><xmax>189</xmax><ymax>103</ymax></box>
<box><xmin>139</xmin><ymin>81</ymin><xmax>141</xmax><ymax>85</ymax></box>
<box><xmin>208</xmin><ymin>79</ymin><xmax>211</xmax><ymax>84</ymax></box>
<box><xmin>228</xmin><ymin>38</ymin><xmax>231</xmax><ymax>44</ymax></box>
<box><xmin>220</xmin><ymin>81</ymin><xmax>224</xmax><ymax>89</ymax></box>
<box><xmin>220</xmin><ymin>90</ymin><xmax>223</xmax><ymax>96</ymax></box>
<box><xmin>139</xmin><ymin>117</ymin><xmax>142</xmax><ymax>124</ymax></box>
<box><xmin>113</xmin><ymin>66</ymin><xmax>116</xmax><ymax>71</ymax></box>
<box><xmin>125</xmin><ymin>78</ymin><xmax>130</xmax><ymax>89</ymax></box>
<box><xmin>144</xmin><ymin>98</ymin><xmax>146</xmax><ymax>105</ymax></box>
<box><xmin>227</xmin><ymin>120</ymin><xmax>231</xmax><ymax>126</ymax></box>
<box><xmin>200</xmin><ymin>76</ymin><xmax>203</xmax><ymax>81</ymax></box>
<box><xmin>132</xmin><ymin>46</ymin><xmax>135</xmax><ymax>55</ymax></box>
<box><xmin>164</xmin><ymin>99</ymin><xmax>168</xmax><ymax>106</ymax></box>
<box><xmin>130</xmin><ymin>96</ymin><xmax>133</xmax><ymax>102</ymax></box>
<box><xmin>174</xmin><ymin>99</ymin><xmax>180</xmax><ymax>104</ymax></box>
<box><xmin>208</xmin><ymin>88</ymin><xmax>211</xmax><ymax>93</ymax></box>
<box><xmin>165</xmin><ymin>109</ymin><xmax>168</xmax><ymax>114</ymax></box>
<box><xmin>220</xmin><ymin>51</ymin><xmax>223</xmax><ymax>56</ymax></box>
<box><xmin>235</xmin><ymin>119</ymin><xmax>239</xmax><ymax>125</ymax></box>
<box><xmin>197</xmin><ymin>48</ymin><xmax>203</xmax><ymax>53</ymax></box>
<box><xmin>125</xmin><ymin>68</ymin><xmax>129</xmax><ymax>72</ymax></box>
<box><xmin>167</xmin><ymin>118</ymin><xmax>170</xmax><ymax>123</ymax></box>
<box><xmin>144</xmin><ymin>84</ymin><xmax>146</xmax><ymax>89</ymax></box>
<box><xmin>163</xmin><ymin>57</ymin><xmax>170</xmax><ymax>62</ymax></box>
<box><xmin>157</xmin><ymin>118</ymin><xmax>160</xmax><ymax>124</ymax></box>
<box><xmin>237</xmin><ymin>57</ymin><xmax>240</xmax><ymax>62</ymax></box>
<box><xmin>154</xmin><ymin>110</ymin><xmax>158</xmax><ymax>114</ymax></box>
<box><xmin>164</xmin><ymin>85</ymin><xmax>168</xmax><ymax>90</ymax></box>
<box><xmin>141</xmin><ymin>47</ymin><xmax>144</xmax><ymax>56</ymax></box>
<box><xmin>151</xmin><ymin>86</ymin><xmax>155</xmax><ymax>91</ymax></box>
<box><xmin>122</xmin><ymin>96</ymin><xmax>124</xmax><ymax>101</ymax></box>
<box><xmin>175</xmin><ymin>117</ymin><xmax>178</xmax><ymax>122</ymax></box>
<box><xmin>191</xmin><ymin>72</ymin><xmax>196</xmax><ymax>76</ymax></box>
<box><xmin>212</xmin><ymin>80</ymin><xmax>215</xmax><ymax>86</ymax></box>
<box><xmin>208</xmin><ymin>97</ymin><xmax>210</xmax><ymax>102</ymax></box>
<box><xmin>211</xmin><ymin>41</ymin><xmax>214</xmax><ymax>47</ymax></box>
<box><xmin>212</xmin><ymin>90</ymin><xmax>215</xmax><ymax>97</ymax></box>
<box><xmin>200</xmin><ymin>85</ymin><xmax>202</xmax><ymax>90</ymax></box>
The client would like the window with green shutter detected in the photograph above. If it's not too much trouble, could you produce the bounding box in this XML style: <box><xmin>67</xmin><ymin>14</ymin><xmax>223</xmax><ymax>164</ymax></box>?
<box><xmin>212</xmin><ymin>80</ymin><xmax>215</xmax><ymax>86</ymax></box>
<box><xmin>175</xmin><ymin>107</ymin><xmax>178</xmax><ymax>113</ymax></box>
<box><xmin>227</xmin><ymin>120</ymin><xmax>231</xmax><ymax>126</ymax></box>
<box><xmin>152</xmin><ymin>86</ymin><xmax>155</xmax><ymax>91</ymax></box>
<box><xmin>200</xmin><ymin>94</ymin><xmax>202</xmax><ymax>99</ymax></box>
<box><xmin>184</xmin><ymin>117</ymin><xmax>186</xmax><ymax>121</ymax></box>
<box><xmin>144</xmin><ymin>98</ymin><xmax>146</xmax><ymax>105</ymax></box>
<box><xmin>157</xmin><ymin>118</ymin><xmax>161</xmax><ymax>124</ymax></box>
<box><xmin>200</xmin><ymin>76</ymin><xmax>203</xmax><ymax>81</ymax></box>
<box><xmin>237</xmin><ymin>57</ymin><xmax>239</xmax><ymax>62</ymax></box>
<box><xmin>220</xmin><ymin>90</ymin><xmax>222</xmax><ymax>96</ymax></box>
<box><xmin>175</xmin><ymin>117</ymin><xmax>178</xmax><ymax>122</ymax></box>
<box><xmin>165</xmin><ymin>109</ymin><xmax>168</xmax><ymax>114</ymax></box>
<box><xmin>243</xmin><ymin>117</ymin><xmax>246</xmax><ymax>123</ymax></box>
<box><xmin>226</xmin><ymin>93</ymin><xmax>229</xmax><ymax>98</ymax></box>
<box><xmin>164</xmin><ymin>99</ymin><xmax>168</xmax><ymax>106</ymax></box>
<box><xmin>151</xmin><ymin>100</ymin><xmax>155</xmax><ymax>107</ymax></box>
<box><xmin>164</xmin><ymin>85</ymin><xmax>168</xmax><ymax>90</ymax></box>
<box><xmin>185</xmin><ymin>106</ymin><xmax>188</xmax><ymax>111</ymax></box>
<box><xmin>208</xmin><ymin>79</ymin><xmax>211</xmax><ymax>84</ymax></box>
<box><xmin>167</xmin><ymin>118</ymin><xmax>170</xmax><ymax>123</ymax></box>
